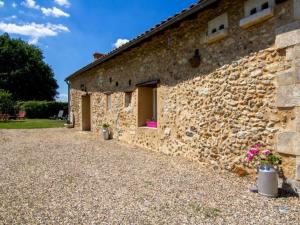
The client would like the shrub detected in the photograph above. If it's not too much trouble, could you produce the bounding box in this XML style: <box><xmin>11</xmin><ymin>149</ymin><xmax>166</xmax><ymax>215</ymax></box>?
<box><xmin>0</xmin><ymin>89</ymin><xmax>14</xmax><ymax>114</ymax></box>
<box><xmin>16</xmin><ymin>101</ymin><xmax>68</xmax><ymax>119</ymax></box>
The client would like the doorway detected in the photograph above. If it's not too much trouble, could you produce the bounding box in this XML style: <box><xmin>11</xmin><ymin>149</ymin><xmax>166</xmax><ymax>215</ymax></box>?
<box><xmin>82</xmin><ymin>95</ymin><xmax>91</xmax><ymax>131</ymax></box>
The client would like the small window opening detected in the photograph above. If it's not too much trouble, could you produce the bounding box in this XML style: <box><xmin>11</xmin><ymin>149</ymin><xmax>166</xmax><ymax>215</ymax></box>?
<box><xmin>116</xmin><ymin>82</ymin><xmax>119</xmax><ymax>87</ymax></box>
<box><xmin>80</xmin><ymin>84</ymin><xmax>85</xmax><ymax>91</ymax></box>
<box><xmin>138</xmin><ymin>86</ymin><xmax>157</xmax><ymax>128</ymax></box>
<box><xmin>219</xmin><ymin>24</ymin><xmax>225</xmax><ymax>30</ymax></box>
<box><xmin>261</xmin><ymin>2</ymin><xmax>269</xmax><ymax>10</ymax></box>
<box><xmin>212</xmin><ymin>28</ymin><xmax>217</xmax><ymax>34</ymax></box>
<box><xmin>129</xmin><ymin>80</ymin><xmax>132</xmax><ymax>86</ymax></box>
<box><xmin>125</xmin><ymin>92</ymin><xmax>132</xmax><ymax>107</ymax></box>
<box><xmin>250</xmin><ymin>8</ymin><xmax>257</xmax><ymax>15</ymax></box>
<box><xmin>109</xmin><ymin>77</ymin><xmax>112</xmax><ymax>83</ymax></box>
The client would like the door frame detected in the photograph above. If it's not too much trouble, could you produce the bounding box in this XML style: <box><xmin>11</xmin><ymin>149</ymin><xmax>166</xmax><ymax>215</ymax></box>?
<box><xmin>81</xmin><ymin>94</ymin><xmax>91</xmax><ymax>131</ymax></box>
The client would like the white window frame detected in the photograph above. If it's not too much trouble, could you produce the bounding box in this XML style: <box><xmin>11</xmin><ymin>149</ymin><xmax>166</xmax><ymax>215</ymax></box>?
<box><xmin>207</xmin><ymin>13</ymin><xmax>229</xmax><ymax>44</ymax></box>
<box><xmin>244</xmin><ymin>0</ymin><xmax>275</xmax><ymax>17</ymax></box>
<box><xmin>240</xmin><ymin>0</ymin><xmax>275</xmax><ymax>29</ymax></box>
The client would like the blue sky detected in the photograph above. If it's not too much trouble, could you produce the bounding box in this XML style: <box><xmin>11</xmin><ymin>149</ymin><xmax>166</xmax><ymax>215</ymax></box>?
<box><xmin>0</xmin><ymin>0</ymin><xmax>197</xmax><ymax>101</ymax></box>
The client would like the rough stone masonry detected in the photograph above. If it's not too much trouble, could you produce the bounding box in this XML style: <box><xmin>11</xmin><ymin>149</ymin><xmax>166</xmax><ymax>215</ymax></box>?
<box><xmin>66</xmin><ymin>0</ymin><xmax>300</xmax><ymax>185</ymax></box>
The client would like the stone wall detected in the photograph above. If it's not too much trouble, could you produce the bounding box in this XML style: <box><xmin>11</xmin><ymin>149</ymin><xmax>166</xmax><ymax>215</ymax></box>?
<box><xmin>69</xmin><ymin>0</ymin><xmax>300</xmax><ymax>180</ymax></box>
<box><xmin>158</xmin><ymin>49</ymin><xmax>290</xmax><ymax>171</ymax></box>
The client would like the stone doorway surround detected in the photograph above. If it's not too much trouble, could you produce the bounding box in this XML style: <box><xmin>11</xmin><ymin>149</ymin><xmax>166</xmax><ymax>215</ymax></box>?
<box><xmin>274</xmin><ymin>1</ymin><xmax>300</xmax><ymax>187</ymax></box>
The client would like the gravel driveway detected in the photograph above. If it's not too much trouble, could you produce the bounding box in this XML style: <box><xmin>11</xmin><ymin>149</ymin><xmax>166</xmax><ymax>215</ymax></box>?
<box><xmin>0</xmin><ymin>129</ymin><xmax>299</xmax><ymax>225</ymax></box>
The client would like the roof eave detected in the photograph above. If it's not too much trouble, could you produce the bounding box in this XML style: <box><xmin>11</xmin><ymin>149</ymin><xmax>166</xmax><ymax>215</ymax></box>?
<box><xmin>65</xmin><ymin>0</ymin><xmax>219</xmax><ymax>81</ymax></box>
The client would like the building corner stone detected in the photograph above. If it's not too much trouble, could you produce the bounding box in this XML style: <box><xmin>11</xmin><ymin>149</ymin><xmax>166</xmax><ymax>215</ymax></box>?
<box><xmin>275</xmin><ymin>17</ymin><xmax>300</xmax><ymax>180</ymax></box>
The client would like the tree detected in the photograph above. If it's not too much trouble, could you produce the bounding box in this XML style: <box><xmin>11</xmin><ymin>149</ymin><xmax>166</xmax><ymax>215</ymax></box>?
<box><xmin>0</xmin><ymin>89</ymin><xmax>14</xmax><ymax>114</ymax></box>
<box><xmin>0</xmin><ymin>33</ymin><xmax>58</xmax><ymax>101</ymax></box>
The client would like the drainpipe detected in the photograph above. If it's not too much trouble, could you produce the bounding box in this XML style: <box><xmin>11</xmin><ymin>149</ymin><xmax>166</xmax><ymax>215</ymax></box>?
<box><xmin>65</xmin><ymin>79</ymin><xmax>70</xmax><ymax>121</ymax></box>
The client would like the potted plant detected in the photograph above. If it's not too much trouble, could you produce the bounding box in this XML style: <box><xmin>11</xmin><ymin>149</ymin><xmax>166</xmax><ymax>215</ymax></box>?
<box><xmin>101</xmin><ymin>123</ymin><xmax>110</xmax><ymax>140</ymax></box>
<box><xmin>246</xmin><ymin>144</ymin><xmax>282</xmax><ymax>198</ymax></box>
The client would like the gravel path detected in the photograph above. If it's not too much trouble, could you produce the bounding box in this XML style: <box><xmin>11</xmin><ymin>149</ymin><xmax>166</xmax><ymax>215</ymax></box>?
<box><xmin>0</xmin><ymin>129</ymin><xmax>299</xmax><ymax>225</ymax></box>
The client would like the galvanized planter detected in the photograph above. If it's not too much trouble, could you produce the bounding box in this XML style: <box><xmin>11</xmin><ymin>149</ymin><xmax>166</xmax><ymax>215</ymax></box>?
<box><xmin>257</xmin><ymin>165</ymin><xmax>278</xmax><ymax>198</ymax></box>
<box><xmin>102</xmin><ymin>128</ymin><xmax>110</xmax><ymax>140</ymax></box>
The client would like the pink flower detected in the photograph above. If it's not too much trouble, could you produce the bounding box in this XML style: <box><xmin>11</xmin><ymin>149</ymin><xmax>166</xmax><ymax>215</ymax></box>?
<box><xmin>248</xmin><ymin>148</ymin><xmax>259</xmax><ymax>155</ymax></box>
<box><xmin>254</xmin><ymin>143</ymin><xmax>263</xmax><ymax>148</ymax></box>
<box><xmin>247</xmin><ymin>154</ymin><xmax>254</xmax><ymax>162</ymax></box>
<box><xmin>263</xmin><ymin>150</ymin><xmax>271</xmax><ymax>155</ymax></box>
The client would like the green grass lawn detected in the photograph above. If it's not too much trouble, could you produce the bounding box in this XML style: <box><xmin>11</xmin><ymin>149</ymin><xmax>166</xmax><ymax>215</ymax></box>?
<box><xmin>0</xmin><ymin>119</ymin><xmax>66</xmax><ymax>129</ymax></box>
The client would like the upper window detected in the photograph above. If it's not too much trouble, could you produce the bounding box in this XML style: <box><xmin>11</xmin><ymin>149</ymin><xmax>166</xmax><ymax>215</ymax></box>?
<box><xmin>244</xmin><ymin>0</ymin><xmax>274</xmax><ymax>17</ymax></box>
<box><xmin>207</xmin><ymin>13</ymin><xmax>229</xmax><ymax>44</ymax></box>
<box><xmin>208</xmin><ymin>13</ymin><xmax>228</xmax><ymax>37</ymax></box>
<box><xmin>240</xmin><ymin>0</ymin><xmax>275</xmax><ymax>29</ymax></box>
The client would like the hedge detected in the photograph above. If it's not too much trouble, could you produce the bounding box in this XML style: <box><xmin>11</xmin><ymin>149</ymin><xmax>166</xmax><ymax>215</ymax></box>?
<box><xmin>16</xmin><ymin>101</ymin><xmax>68</xmax><ymax>119</ymax></box>
<box><xmin>0</xmin><ymin>89</ymin><xmax>15</xmax><ymax>114</ymax></box>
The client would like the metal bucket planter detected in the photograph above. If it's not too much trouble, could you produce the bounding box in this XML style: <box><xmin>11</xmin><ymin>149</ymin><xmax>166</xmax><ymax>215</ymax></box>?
<box><xmin>258</xmin><ymin>165</ymin><xmax>278</xmax><ymax>198</ymax></box>
<box><xmin>102</xmin><ymin>128</ymin><xmax>110</xmax><ymax>140</ymax></box>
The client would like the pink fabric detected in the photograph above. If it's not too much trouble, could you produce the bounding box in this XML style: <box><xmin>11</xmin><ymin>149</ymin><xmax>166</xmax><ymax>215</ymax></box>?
<box><xmin>146</xmin><ymin>121</ymin><xmax>157</xmax><ymax>128</ymax></box>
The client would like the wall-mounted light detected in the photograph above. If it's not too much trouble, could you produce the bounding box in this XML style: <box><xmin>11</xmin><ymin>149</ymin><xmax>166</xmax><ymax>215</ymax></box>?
<box><xmin>189</xmin><ymin>49</ymin><xmax>201</xmax><ymax>68</ymax></box>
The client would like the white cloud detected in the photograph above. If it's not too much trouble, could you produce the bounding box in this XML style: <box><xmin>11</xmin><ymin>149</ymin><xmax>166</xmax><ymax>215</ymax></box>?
<box><xmin>114</xmin><ymin>38</ymin><xmax>129</xmax><ymax>48</ymax></box>
<box><xmin>41</xmin><ymin>7</ymin><xmax>70</xmax><ymax>18</ymax></box>
<box><xmin>22</xmin><ymin>0</ymin><xmax>40</xmax><ymax>9</ymax></box>
<box><xmin>0</xmin><ymin>1</ymin><xmax>4</xmax><ymax>8</ymax></box>
<box><xmin>21</xmin><ymin>1</ymin><xmax>70</xmax><ymax>18</ymax></box>
<box><xmin>0</xmin><ymin>22</ymin><xmax>70</xmax><ymax>44</ymax></box>
<box><xmin>54</xmin><ymin>0</ymin><xmax>70</xmax><ymax>8</ymax></box>
<box><xmin>56</xmin><ymin>93</ymin><xmax>68</xmax><ymax>102</ymax></box>
<box><xmin>3</xmin><ymin>15</ymin><xmax>17</xmax><ymax>21</ymax></box>
<box><xmin>12</xmin><ymin>2</ymin><xmax>17</xmax><ymax>8</ymax></box>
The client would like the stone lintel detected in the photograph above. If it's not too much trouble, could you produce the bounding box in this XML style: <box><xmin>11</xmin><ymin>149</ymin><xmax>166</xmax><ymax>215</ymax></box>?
<box><xmin>296</xmin><ymin>107</ymin><xmax>300</xmax><ymax>132</ymax></box>
<box><xmin>293</xmin><ymin>58</ymin><xmax>300</xmax><ymax>84</ymax></box>
<box><xmin>276</xmin><ymin>69</ymin><xmax>294</xmax><ymax>86</ymax></box>
<box><xmin>206</xmin><ymin>29</ymin><xmax>228</xmax><ymax>44</ymax></box>
<box><xmin>297</xmin><ymin>157</ymin><xmax>300</xmax><ymax>181</ymax></box>
<box><xmin>277</xmin><ymin>132</ymin><xmax>300</xmax><ymax>156</ymax></box>
<box><xmin>276</xmin><ymin>84</ymin><xmax>300</xmax><ymax>107</ymax></box>
<box><xmin>286</xmin><ymin>47</ymin><xmax>295</xmax><ymax>61</ymax></box>
<box><xmin>293</xmin><ymin>45</ymin><xmax>300</xmax><ymax>59</ymax></box>
<box><xmin>275</xmin><ymin>21</ymin><xmax>300</xmax><ymax>49</ymax></box>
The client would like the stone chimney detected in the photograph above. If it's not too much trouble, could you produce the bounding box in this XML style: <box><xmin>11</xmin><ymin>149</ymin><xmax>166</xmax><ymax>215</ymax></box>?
<box><xmin>93</xmin><ymin>52</ymin><xmax>106</xmax><ymax>61</ymax></box>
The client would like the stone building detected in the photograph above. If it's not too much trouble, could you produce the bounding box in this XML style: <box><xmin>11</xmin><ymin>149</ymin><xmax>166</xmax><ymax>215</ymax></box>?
<box><xmin>66</xmin><ymin>0</ymin><xmax>300</xmax><ymax>185</ymax></box>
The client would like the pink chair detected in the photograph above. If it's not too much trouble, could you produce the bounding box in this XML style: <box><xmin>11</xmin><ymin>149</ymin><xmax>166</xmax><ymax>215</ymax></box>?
<box><xmin>17</xmin><ymin>111</ymin><xmax>26</xmax><ymax>120</ymax></box>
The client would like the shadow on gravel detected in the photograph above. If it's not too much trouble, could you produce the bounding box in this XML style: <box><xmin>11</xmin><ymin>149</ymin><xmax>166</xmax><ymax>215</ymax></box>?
<box><xmin>249</xmin><ymin>183</ymin><xmax>299</xmax><ymax>199</ymax></box>
<box><xmin>279</xmin><ymin>184</ymin><xmax>299</xmax><ymax>199</ymax></box>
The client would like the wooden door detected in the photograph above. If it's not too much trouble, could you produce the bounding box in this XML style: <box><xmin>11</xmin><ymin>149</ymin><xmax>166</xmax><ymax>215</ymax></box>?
<box><xmin>82</xmin><ymin>95</ymin><xmax>91</xmax><ymax>131</ymax></box>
